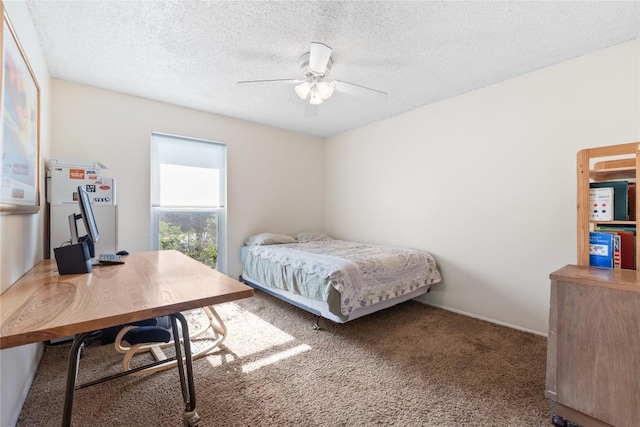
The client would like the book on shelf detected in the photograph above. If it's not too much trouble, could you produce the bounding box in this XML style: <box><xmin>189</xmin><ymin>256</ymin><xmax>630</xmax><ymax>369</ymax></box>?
<box><xmin>589</xmin><ymin>232</ymin><xmax>614</xmax><ymax>268</ymax></box>
<box><xmin>594</xmin><ymin>226</ymin><xmax>636</xmax><ymax>270</ymax></box>
<box><xmin>628</xmin><ymin>182</ymin><xmax>636</xmax><ymax>221</ymax></box>
<box><xmin>613</xmin><ymin>234</ymin><xmax>621</xmax><ymax>268</ymax></box>
<box><xmin>593</xmin><ymin>224</ymin><xmax>637</xmax><ymax>233</ymax></box>
<box><xmin>589</xmin><ymin>187</ymin><xmax>614</xmax><ymax>221</ymax></box>
<box><xmin>590</xmin><ymin>181</ymin><xmax>630</xmax><ymax>221</ymax></box>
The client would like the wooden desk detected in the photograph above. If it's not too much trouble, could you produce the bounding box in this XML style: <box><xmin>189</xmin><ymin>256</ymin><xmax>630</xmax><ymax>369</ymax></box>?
<box><xmin>546</xmin><ymin>265</ymin><xmax>640</xmax><ymax>427</ymax></box>
<box><xmin>0</xmin><ymin>250</ymin><xmax>253</xmax><ymax>426</ymax></box>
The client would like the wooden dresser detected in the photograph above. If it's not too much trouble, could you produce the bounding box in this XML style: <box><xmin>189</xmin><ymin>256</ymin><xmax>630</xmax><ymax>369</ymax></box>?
<box><xmin>546</xmin><ymin>265</ymin><xmax>640</xmax><ymax>427</ymax></box>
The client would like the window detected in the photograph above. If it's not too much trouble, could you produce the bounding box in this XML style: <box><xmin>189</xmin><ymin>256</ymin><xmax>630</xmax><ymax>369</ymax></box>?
<box><xmin>150</xmin><ymin>133</ymin><xmax>226</xmax><ymax>272</ymax></box>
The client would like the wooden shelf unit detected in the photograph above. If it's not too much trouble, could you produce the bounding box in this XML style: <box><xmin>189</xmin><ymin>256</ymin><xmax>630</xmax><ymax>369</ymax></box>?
<box><xmin>577</xmin><ymin>142</ymin><xmax>640</xmax><ymax>269</ymax></box>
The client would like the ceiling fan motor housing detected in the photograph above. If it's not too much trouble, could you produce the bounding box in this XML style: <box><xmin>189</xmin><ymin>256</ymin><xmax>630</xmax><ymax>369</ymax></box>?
<box><xmin>299</xmin><ymin>52</ymin><xmax>332</xmax><ymax>78</ymax></box>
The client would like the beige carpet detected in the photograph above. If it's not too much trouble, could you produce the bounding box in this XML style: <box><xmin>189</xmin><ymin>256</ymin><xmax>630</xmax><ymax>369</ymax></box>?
<box><xmin>18</xmin><ymin>290</ymin><xmax>552</xmax><ymax>426</ymax></box>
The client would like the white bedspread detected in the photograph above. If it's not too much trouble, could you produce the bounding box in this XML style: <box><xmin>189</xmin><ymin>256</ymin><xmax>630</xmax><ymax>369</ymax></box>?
<box><xmin>246</xmin><ymin>240</ymin><xmax>442</xmax><ymax>316</ymax></box>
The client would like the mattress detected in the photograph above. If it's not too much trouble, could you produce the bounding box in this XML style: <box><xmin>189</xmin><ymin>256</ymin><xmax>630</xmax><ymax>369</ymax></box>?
<box><xmin>240</xmin><ymin>239</ymin><xmax>442</xmax><ymax>322</ymax></box>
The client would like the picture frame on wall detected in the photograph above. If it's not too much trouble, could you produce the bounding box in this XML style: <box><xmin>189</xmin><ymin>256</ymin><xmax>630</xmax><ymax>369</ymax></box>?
<box><xmin>0</xmin><ymin>2</ymin><xmax>41</xmax><ymax>214</ymax></box>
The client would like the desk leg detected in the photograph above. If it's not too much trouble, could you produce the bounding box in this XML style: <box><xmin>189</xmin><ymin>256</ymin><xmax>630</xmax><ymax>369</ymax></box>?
<box><xmin>61</xmin><ymin>332</ymin><xmax>92</xmax><ymax>427</ymax></box>
<box><xmin>170</xmin><ymin>313</ymin><xmax>201</xmax><ymax>427</ymax></box>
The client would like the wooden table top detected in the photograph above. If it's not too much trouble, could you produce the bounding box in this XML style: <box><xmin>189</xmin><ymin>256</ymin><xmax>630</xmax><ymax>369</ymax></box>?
<box><xmin>0</xmin><ymin>250</ymin><xmax>253</xmax><ymax>349</ymax></box>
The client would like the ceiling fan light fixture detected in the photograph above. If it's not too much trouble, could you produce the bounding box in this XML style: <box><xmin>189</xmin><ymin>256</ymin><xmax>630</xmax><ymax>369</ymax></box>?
<box><xmin>295</xmin><ymin>81</ymin><xmax>312</xmax><ymax>99</ymax></box>
<box><xmin>316</xmin><ymin>81</ymin><xmax>334</xmax><ymax>100</ymax></box>
<box><xmin>309</xmin><ymin>87</ymin><xmax>323</xmax><ymax>105</ymax></box>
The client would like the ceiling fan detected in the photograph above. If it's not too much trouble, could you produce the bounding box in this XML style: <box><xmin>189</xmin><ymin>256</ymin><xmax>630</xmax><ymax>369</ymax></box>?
<box><xmin>237</xmin><ymin>42</ymin><xmax>387</xmax><ymax>106</ymax></box>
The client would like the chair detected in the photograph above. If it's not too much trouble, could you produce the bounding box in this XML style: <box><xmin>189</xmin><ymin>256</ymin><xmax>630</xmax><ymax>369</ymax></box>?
<box><xmin>113</xmin><ymin>306</ymin><xmax>227</xmax><ymax>376</ymax></box>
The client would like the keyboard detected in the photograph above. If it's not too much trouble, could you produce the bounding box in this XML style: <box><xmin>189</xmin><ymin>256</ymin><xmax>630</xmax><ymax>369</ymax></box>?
<box><xmin>98</xmin><ymin>253</ymin><xmax>125</xmax><ymax>265</ymax></box>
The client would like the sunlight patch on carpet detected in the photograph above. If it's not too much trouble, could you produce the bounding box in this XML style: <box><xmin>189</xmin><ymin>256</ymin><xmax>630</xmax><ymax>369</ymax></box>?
<box><xmin>204</xmin><ymin>302</ymin><xmax>313</xmax><ymax>371</ymax></box>
<box><xmin>241</xmin><ymin>343</ymin><xmax>312</xmax><ymax>373</ymax></box>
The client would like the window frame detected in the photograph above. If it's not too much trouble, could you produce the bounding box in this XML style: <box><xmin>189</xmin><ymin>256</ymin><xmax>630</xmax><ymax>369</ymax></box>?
<box><xmin>150</xmin><ymin>132</ymin><xmax>227</xmax><ymax>273</ymax></box>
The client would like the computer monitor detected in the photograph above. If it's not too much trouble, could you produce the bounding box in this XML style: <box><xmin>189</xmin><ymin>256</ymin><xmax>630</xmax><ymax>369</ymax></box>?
<box><xmin>68</xmin><ymin>186</ymin><xmax>100</xmax><ymax>251</ymax></box>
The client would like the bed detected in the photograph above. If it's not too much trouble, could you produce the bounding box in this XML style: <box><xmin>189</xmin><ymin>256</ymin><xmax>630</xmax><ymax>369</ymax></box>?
<box><xmin>239</xmin><ymin>232</ymin><xmax>442</xmax><ymax>323</ymax></box>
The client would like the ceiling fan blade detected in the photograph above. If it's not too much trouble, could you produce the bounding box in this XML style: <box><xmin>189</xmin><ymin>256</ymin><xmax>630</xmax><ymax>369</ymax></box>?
<box><xmin>237</xmin><ymin>78</ymin><xmax>302</xmax><ymax>85</ymax></box>
<box><xmin>308</xmin><ymin>42</ymin><xmax>332</xmax><ymax>74</ymax></box>
<box><xmin>332</xmin><ymin>80</ymin><xmax>387</xmax><ymax>100</ymax></box>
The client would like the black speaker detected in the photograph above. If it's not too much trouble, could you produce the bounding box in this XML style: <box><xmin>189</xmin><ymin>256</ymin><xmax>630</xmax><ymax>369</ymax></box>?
<box><xmin>54</xmin><ymin>242</ymin><xmax>93</xmax><ymax>275</ymax></box>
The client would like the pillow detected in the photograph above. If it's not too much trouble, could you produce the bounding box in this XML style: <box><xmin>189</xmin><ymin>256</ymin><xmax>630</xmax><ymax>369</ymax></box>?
<box><xmin>295</xmin><ymin>231</ymin><xmax>332</xmax><ymax>243</ymax></box>
<box><xmin>244</xmin><ymin>232</ymin><xmax>297</xmax><ymax>246</ymax></box>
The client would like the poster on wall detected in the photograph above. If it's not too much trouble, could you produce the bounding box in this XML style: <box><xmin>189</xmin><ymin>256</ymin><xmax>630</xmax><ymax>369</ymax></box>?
<box><xmin>0</xmin><ymin>2</ymin><xmax>41</xmax><ymax>214</ymax></box>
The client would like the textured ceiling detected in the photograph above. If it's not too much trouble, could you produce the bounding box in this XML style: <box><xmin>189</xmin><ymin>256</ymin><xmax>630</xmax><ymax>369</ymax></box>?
<box><xmin>25</xmin><ymin>1</ymin><xmax>640</xmax><ymax>138</ymax></box>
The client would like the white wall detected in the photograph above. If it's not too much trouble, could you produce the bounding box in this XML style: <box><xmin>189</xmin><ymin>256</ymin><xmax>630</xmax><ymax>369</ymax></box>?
<box><xmin>50</xmin><ymin>80</ymin><xmax>325</xmax><ymax>277</ymax></box>
<box><xmin>325</xmin><ymin>39</ymin><xmax>640</xmax><ymax>335</ymax></box>
<box><xmin>0</xmin><ymin>2</ymin><xmax>51</xmax><ymax>426</ymax></box>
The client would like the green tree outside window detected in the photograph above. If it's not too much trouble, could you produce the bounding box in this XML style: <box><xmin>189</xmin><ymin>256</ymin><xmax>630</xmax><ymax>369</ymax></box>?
<box><xmin>158</xmin><ymin>213</ymin><xmax>218</xmax><ymax>268</ymax></box>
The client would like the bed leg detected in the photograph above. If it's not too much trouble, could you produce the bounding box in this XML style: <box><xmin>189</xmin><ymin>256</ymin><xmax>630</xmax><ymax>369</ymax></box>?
<box><xmin>313</xmin><ymin>316</ymin><xmax>321</xmax><ymax>331</ymax></box>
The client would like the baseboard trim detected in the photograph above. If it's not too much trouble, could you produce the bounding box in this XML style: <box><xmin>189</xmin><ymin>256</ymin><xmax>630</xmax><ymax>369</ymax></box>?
<box><xmin>418</xmin><ymin>301</ymin><xmax>547</xmax><ymax>338</ymax></box>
